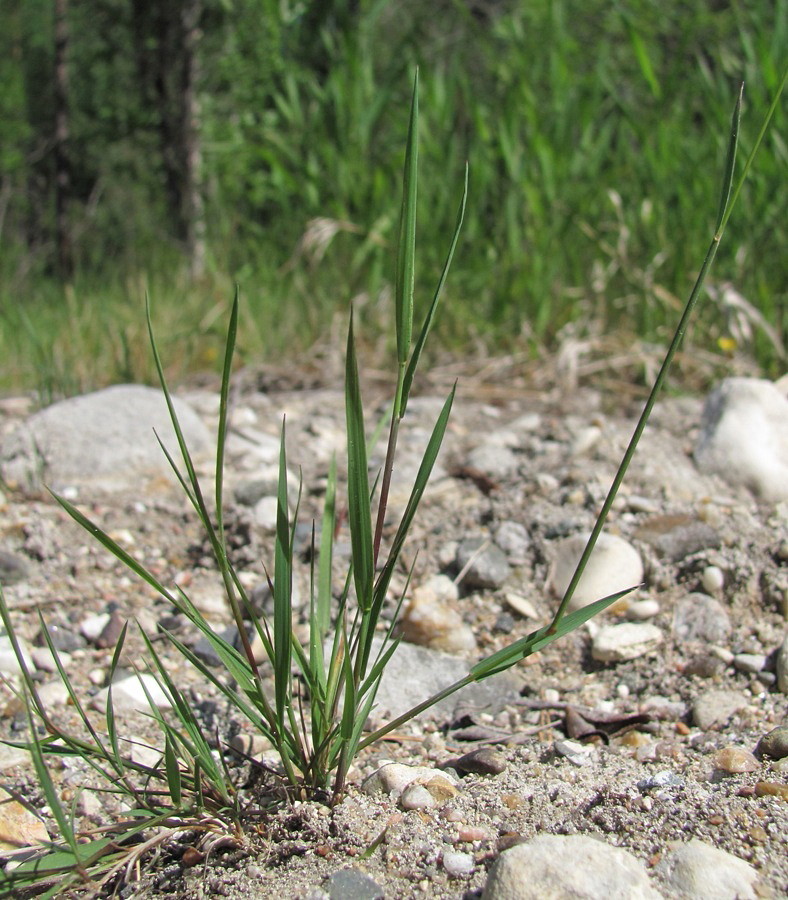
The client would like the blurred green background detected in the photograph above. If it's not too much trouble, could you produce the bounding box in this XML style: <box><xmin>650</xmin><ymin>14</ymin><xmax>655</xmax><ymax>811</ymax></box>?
<box><xmin>1</xmin><ymin>0</ymin><xmax>785</xmax><ymax>398</ymax></box>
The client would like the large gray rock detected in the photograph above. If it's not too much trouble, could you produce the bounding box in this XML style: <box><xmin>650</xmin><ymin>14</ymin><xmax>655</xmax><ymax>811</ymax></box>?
<box><xmin>372</xmin><ymin>638</ymin><xmax>519</xmax><ymax>725</ymax></box>
<box><xmin>656</xmin><ymin>839</ymin><xmax>758</xmax><ymax>899</ymax></box>
<box><xmin>482</xmin><ymin>834</ymin><xmax>662</xmax><ymax>899</ymax></box>
<box><xmin>694</xmin><ymin>377</ymin><xmax>788</xmax><ymax>502</ymax></box>
<box><xmin>0</xmin><ymin>385</ymin><xmax>211</xmax><ymax>493</ymax></box>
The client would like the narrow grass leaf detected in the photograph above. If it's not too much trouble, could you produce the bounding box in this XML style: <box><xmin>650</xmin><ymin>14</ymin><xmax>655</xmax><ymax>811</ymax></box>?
<box><xmin>395</xmin><ymin>69</ymin><xmax>419</xmax><ymax>372</ymax></box>
<box><xmin>402</xmin><ymin>167</ymin><xmax>467</xmax><ymax>412</ymax></box>
<box><xmin>215</xmin><ymin>288</ymin><xmax>239</xmax><ymax>529</ymax></box>
<box><xmin>273</xmin><ymin>423</ymin><xmax>293</xmax><ymax>724</ymax></box>
<box><xmin>345</xmin><ymin>313</ymin><xmax>374</xmax><ymax>611</ymax></box>
<box><xmin>473</xmin><ymin>587</ymin><xmax>637</xmax><ymax>680</ymax></box>
<box><xmin>164</xmin><ymin>736</ymin><xmax>182</xmax><ymax>807</ymax></box>
<box><xmin>49</xmin><ymin>493</ymin><xmax>175</xmax><ymax>602</ymax></box>
<box><xmin>714</xmin><ymin>85</ymin><xmax>742</xmax><ymax>233</ymax></box>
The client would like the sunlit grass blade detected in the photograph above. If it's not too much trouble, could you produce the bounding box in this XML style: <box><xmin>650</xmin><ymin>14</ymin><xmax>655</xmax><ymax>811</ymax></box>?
<box><xmin>401</xmin><ymin>166</ymin><xmax>468</xmax><ymax>412</ymax></box>
<box><xmin>395</xmin><ymin>68</ymin><xmax>419</xmax><ymax>377</ymax></box>
<box><xmin>548</xmin><ymin>83</ymin><xmax>746</xmax><ymax>633</ymax></box>
<box><xmin>215</xmin><ymin>288</ymin><xmax>239</xmax><ymax>533</ymax></box>
<box><xmin>273</xmin><ymin>423</ymin><xmax>293</xmax><ymax>726</ymax></box>
<box><xmin>345</xmin><ymin>313</ymin><xmax>374</xmax><ymax>612</ymax></box>
<box><xmin>48</xmin><ymin>493</ymin><xmax>175</xmax><ymax>601</ymax></box>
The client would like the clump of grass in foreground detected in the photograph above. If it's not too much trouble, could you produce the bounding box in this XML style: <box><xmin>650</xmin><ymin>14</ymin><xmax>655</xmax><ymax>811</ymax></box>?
<box><xmin>0</xmin><ymin>68</ymin><xmax>784</xmax><ymax>897</ymax></box>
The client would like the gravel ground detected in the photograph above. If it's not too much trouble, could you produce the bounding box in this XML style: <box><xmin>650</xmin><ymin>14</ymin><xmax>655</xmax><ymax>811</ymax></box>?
<box><xmin>0</xmin><ymin>356</ymin><xmax>786</xmax><ymax>899</ymax></box>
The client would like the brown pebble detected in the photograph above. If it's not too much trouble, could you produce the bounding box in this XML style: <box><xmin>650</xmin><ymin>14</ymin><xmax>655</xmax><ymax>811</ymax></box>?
<box><xmin>457</xmin><ymin>826</ymin><xmax>490</xmax><ymax>843</ymax></box>
<box><xmin>755</xmin><ymin>725</ymin><xmax>788</xmax><ymax>760</ymax></box>
<box><xmin>748</xmin><ymin>825</ymin><xmax>768</xmax><ymax>842</ymax></box>
<box><xmin>453</xmin><ymin>747</ymin><xmax>508</xmax><ymax>776</ymax></box>
<box><xmin>620</xmin><ymin>730</ymin><xmax>652</xmax><ymax>748</ymax></box>
<box><xmin>502</xmin><ymin>794</ymin><xmax>525</xmax><ymax>809</ymax></box>
<box><xmin>713</xmin><ymin>747</ymin><xmax>760</xmax><ymax>774</ymax></box>
<box><xmin>497</xmin><ymin>833</ymin><xmax>528</xmax><ymax>852</ymax></box>
<box><xmin>754</xmin><ymin>782</ymin><xmax>788</xmax><ymax>800</ymax></box>
<box><xmin>181</xmin><ymin>847</ymin><xmax>204</xmax><ymax>868</ymax></box>
<box><xmin>675</xmin><ymin>722</ymin><xmax>691</xmax><ymax>736</ymax></box>
<box><xmin>708</xmin><ymin>815</ymin><xmax>724</xmax><ymax>825</ymax></box>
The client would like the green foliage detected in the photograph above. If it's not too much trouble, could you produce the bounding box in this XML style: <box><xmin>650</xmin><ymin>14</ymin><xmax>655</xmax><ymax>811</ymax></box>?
<box><xmin>0</xmin><ymin>0</ymin><xmax>785</xmax><ymax>396</ymax></box>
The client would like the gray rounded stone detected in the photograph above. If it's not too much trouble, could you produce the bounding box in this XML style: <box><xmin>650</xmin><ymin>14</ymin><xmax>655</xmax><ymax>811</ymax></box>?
<box><xmin>456</xmin><ymin>538</ymin><xmax>511</xmax><ymax>590</ymax></box>
<box><xmin>0</xmin><ymin>385</ymin><xmax>211</xmax><ymax>493</ymax></box>
<box><xmin>694</xmin><ymin>377</ymin><xmax>788</xmax><ymax>502</ymax></box>
<box><xmin>656</xmin><ymin>839</ymin><xmax>758</xmax><ymax>899</ymax></box>
<box><xmin>672</xmin><ymin>594</ymin><xmax>732</xmax><ymax>643</ymax></box>
<box><xmin>482</xmin><ymin>834</ymin><xmax>661</xmax><ymax>899</ymax></box>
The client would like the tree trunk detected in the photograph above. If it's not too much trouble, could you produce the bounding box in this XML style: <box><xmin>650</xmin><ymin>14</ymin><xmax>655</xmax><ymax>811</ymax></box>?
<box><xmin>131</xmin><ymin>0</ymin><xmax>205</xmax><ymax>279</ymax></box>
<box><xmin>53</xmin><ymin>0</ymin><xmax>72</xmax><ymax>279</ymax></box>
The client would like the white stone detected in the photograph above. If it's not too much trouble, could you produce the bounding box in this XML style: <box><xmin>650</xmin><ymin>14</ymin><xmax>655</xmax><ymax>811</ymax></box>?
<box><xmin>443</xmin><ymin>850</ymin><xmax>475</xmax><ymax>877</ymax></box>
<box><xmin>701</xmin><ymin>565</ymin><xmax>725</xmax><ymax>594</ymax></box>
<box><xmin>504</xmin><ymin>593</ymin><xmax>538</xmax><ymax>619</ymax></box>
<box><xmin>549</xmin><ymin>533</ymin><xmax>643</xmax><ymax>612</ymax></box>
<box><xmin>482</xmin><ymin>834</ymin><xmax>662</xmax><ymax>899</ymax></box>
<box><xmin>694</xmin><ymin>377</ymin><xmax>788</xmax><ymax>502</ymax></box>
<box><xmin>592</xmin><ymin>623</ymin><xmax>663</xmax><ymax>662</ymax></box>
<box><xmin>93</xmin><ymin>673</ymin><xmax>172</xmax><ymax>713</ymax></box>
<box><xmin>361</xmin><ymin>763</ymin><xmax>456</xmax><ymax>799</ymax></box>
<box><xmin>401</xmin><ymin>585</ymin><xmax>476</xmax><ymax>655</ymax></box>
<box><xmin>656</xmin><ymin>839</ymin><xmax>758</xmax><ymax>899</ymax></box>
<box><xmin>80</xmin><ymin>613</ymin><xmax>110</xmax><ymax>642</ymax></box>
<box><xmin>0</xmin><ymin>385</ymin><xmax>211</xmax><ymax>493</ymax></box>
<box><xmin>252</xmin><ymin>495</ymin><xmax>280</xmax><ymax>531</ymax></box>
<box><xmin>625</xmin><ymin>599</ymin><xmax>660</xmax><ymax>621</ymax></box>
<box><xmin>0</xmin><ymin>634</ymin><xmax>34</xmax><ymax>676</ymax></box>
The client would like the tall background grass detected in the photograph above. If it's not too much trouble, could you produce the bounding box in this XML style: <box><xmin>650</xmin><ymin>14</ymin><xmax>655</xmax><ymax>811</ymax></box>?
<box><xmin>0</xmin><ymin>0</ymin><xmax>785</xmax><ymax>397</ymax></box>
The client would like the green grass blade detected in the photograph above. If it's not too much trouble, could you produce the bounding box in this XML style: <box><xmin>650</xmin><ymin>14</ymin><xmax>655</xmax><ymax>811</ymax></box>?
<box><xmin>345</xmin><ymin>313</ymin><xmax>374</xmax><ymax>612</ymax></box>
<box><xmin>395</xmin><ymin>68</ymin><xmax>419</xmax><ymax>374</ymax></box>
<box><xmin>372</xmin><ymin>386</ymin><xmax>455</xmax><ymax>614</ymax></box>
<box><xmin>720</xmin><ymin>64</ymin><xmax>786</xmax><ymax>234</ymax></box>
<box><xmin>317</xmin><ymin>454</ymin><xmax>337</xmax><ymax>643</ymax></box>
<box><xmin>473</xmin><ymin>587</ymin><xmax>637</xmax><ymax>680</ymax></box>
<box><xmin>273</xmin><ymin>422</ymin><xmax>293</xmax><ymax>725</ymax></box>
<box><xmin>548</xmin><ymin>85</ymin><xmax>748</xmax><ymax>633</ymax></box>
<box><xmin>215</xmin><ymin>288</ymin><xmax>239</xmax><ymax>532</ymax></box>
<box><xmin>164</xmin><ymin>736</ymin><xmax>182</xmax><ymax>808</ymax></box>
<box><xmin>714</xmin><ymin>84</ymin><xmax>742</xmax><ymax>233</ymax></box>
<box><xmin>401</xmin><ymin>165</ymin><xmax>467</xmax><ymax>412</ymax></box>
<box><xmin>49</xmin><ymin>492</ymin><xmax>175</xmax><ymax>601</ymax></box>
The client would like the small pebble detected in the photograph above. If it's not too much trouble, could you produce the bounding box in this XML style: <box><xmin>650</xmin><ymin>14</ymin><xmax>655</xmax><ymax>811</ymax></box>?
<box><xmin>592</xmin><ymin>623</ymin><xmax>663</xmax><ymax>662</ymax></box>
<box><xmin>713</xmin><ymin>747</ymin><xmax>760</xmax><ymax>774</ymax></box>
<box><xmin>625</xmin><ymin>599</ymin><xmax>660</xmax><ymax>621</ymax></box>
<box><xmin>554</xmin><ymin>739</ymin><xmax>594</xmax><ymax>767</ymax></box>
<box><xmin>504</xmin><ymin>593</ymin><xmax>538</xmax><ymax>619</ymax></box>
<box><xmin>733</xmin><ymin>653</ymin><xmax>766</xmax><ymax>674</ymax></box>
<box><xmin>453</xmin><ymin>747</ymin><xmax>507</xmax><ymax>776</ymax></box>
<box><xmin>637</xmin><ymin>770</ymin><xmax>683</xmax><ymax>790</ymax></box>
<box><xmin>755</xmin><ymin>725</ymin><xmax>788</xmax><ymax>760</ymax></box>
<box><xmin>442</xmin><ymin>850</ymin><xmax>474</xmax><ymax>877</ymax></box>
<box><xmin>701</xmin><ymin>565</ymin><xmax>725</xmax><ymax>593</ymax></box>
<box><xmin>754</xmin><ymin>781</ymin><xmax>788</xmax><ymax>800</ymax></box>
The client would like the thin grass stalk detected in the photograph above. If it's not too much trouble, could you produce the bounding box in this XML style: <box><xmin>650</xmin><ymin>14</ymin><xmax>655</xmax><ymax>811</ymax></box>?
<box><xmin>547</xmin><ymin>85</ymin><xmax>743</xmax><ymax>634</ymax></box>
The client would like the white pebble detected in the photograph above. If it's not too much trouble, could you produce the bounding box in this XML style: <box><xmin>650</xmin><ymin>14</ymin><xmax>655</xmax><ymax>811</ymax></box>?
<box><xmin>443</xmin><ymin>850</ymin><xmax>474</xmax><ymax>877</ymax></box>
<box><xmin>701</xmin><ymin>565</ymin><xmax>725</xmax><ymax>594</ymax></box>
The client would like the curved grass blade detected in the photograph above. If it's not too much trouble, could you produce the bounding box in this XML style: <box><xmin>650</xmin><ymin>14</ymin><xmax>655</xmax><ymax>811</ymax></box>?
<box><xmin>401</xmin><ymin>165</ymin><xmax>468</xmax><ymax>413</ymax></box>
